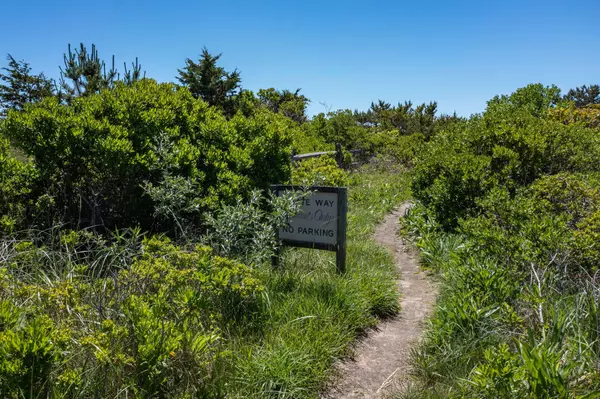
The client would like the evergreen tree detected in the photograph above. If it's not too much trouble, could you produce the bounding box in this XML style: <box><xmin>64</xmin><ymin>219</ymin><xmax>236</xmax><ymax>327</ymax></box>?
<box><xmin>177</xmin><ymin>48</ymin><xmax>241</xmax><ymax>115</ymax></box>
<box><xmin>59</xmin><ymin>43</ymin><xmax>144</xmax><ymax>102</ymax></box>
<box><xmin>564</xmin><ymin>84</ymin><xmax>600</xmax><ymax>108</ymax></box>
<box><xmin>0</xmin><ymin>55</ymin><xmax>54</xmax><ymax>115</ymax></box>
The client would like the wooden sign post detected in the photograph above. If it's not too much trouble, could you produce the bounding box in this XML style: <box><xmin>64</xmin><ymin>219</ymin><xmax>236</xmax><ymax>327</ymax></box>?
<box><xmin>271</xmin><ymin>185</ymin><xmax>348</xmax><ymax>274</ymax></box>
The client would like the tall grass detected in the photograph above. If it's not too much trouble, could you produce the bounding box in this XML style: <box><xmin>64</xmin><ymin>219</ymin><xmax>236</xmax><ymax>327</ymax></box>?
<box><xmin>395</xmin><ymin>205</ymin><xmax>600</xmax><ymax>399</ymax></box>
<box><xmin>0</xmin><ymin>165</ymin><xmax>411</xmax><ymax>398</ymax></box>
<box><xmin>229</xmin><ymin>166</ymin><xmax>411</xmax><ymax>397</ymax></box>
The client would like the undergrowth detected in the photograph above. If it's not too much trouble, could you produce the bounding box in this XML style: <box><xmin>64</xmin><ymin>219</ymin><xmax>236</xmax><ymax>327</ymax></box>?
<box><xmin>396</xmin><ymin>85</ymin><xmax>600</xmax><ymax>399</ymax></box>
<box><xmin>0</xmin><ymin>165</ymin><xmax>410</xmax><ymax>398</ymax></box>
<box><xmin>229</xmin><ymin>166</ymin><xmax>411</xmax><ymax>397</ymax></box>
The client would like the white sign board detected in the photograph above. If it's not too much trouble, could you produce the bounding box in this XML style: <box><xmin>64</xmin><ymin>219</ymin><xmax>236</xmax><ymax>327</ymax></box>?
<box><xmin>279</xmin><ymin>192</ymin><xmax>338</xmax><ymax>245</ymax></box>
<box><xmin>271</xmin><ymin>185</ymin><xmax>347</xmax><ymax>273</ymax></box>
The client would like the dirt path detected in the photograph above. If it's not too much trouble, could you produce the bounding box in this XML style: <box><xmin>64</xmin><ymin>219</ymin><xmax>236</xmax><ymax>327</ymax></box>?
<box><xmin>323</xmin><ymin>203</ymin><xmax>438</xmax><ymax>398</ymax></box>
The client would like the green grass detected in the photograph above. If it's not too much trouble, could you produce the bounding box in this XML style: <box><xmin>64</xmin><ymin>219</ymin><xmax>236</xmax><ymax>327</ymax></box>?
<box><xmin>229</xmin><ymin>165</ymin><xmax>411</xmax><ymax>397</ymax></box>
<box><xmin>0</xmin><ymin>165</ymin><xmax>411</xmax><ymax>398</ymax></box>
<box><xmin>394</xmin><ymin>205</ymin><xmax>600</xmax><ymax>399</ymax></box>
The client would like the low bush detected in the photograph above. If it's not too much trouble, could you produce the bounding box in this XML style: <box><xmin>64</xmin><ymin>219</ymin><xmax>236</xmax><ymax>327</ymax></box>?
<box><xmin>369</xmin><ymin>131</ymin><xmax>425</xmax><ymax>166</ymax></box>
<box><xmin>291</xmin><ymin>155</ymin><xmax>349</xmax><ymax>187</ymax></box>
<box><xmin>412</xmin><ymin>84</ymin><xmax>600</xmax><ymax>230</ymax></box>
<box><xmin>204</xmin><ymin>188</ymin><xmax>305</xmax><ymax>265</ymax></box>
<box><xmin>401</xmin><ymin>200</ymin><xmax>600</xmax><ymax>398</ymax></box>
<box><xmin>0</xmin><ymin>167</ymin><xmax>411</xmax><ymax>398</ymax></box>
<box><xmin>549</xmin><ymin>103</ymin><xmax>600</xmax><ymax>129</ymax></box>
<box><xmin>0</xmin><ymin>235</ymin><xmax>262</xmax><ymax>397</ymax></box>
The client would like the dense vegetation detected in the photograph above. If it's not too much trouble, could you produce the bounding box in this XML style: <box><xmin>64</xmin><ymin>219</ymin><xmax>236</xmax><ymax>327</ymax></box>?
<box><xmin>1</xmin><ymin>43</ymin><xmax>600</xmax><ymax>397</ymax></box>
<box><xmin>400</xmin><ymin>85</ymin><xmax>600</xmax><ymax>399</ymax></box>
<box><xmin>0</xmin><ymin>44</ymin><xmax>425</xmax><ymax>398</ymax></box>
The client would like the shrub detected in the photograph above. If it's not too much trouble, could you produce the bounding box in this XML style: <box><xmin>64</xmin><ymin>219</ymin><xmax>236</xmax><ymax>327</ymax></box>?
<box><xmin>1</xmin><ymin>79</ymin><xmax>294</xmax><ymax>233</ymax></box>
<box><xmin>456</xmin><ymin>174</ymin><xmax>600</xmax><ymax>276</ymax></box>
<box><xmin>304</xmin><ymin>111</ymin><xmax>371</xmax><ymax>151</ymax></box>
<box><xmin>458</xmin><ymin>186</ymin><xmax>575</xmax><ymax>278</ymax></box>
<box><xmin>204</xmin><ymin>188</ymin><xmax>304</xmax><ymax>266</ymax></box>
<box><xmin>412</xmin><ymin>84</ymin><xmax>600</xmax><ymax>230</ymax></box>
<box><xmin>549</xmin><ymin>103</ymin><xmax>600</xmax><ymax>130</ymax></box>
<box><xmin>0</xmin><ymin>235</ymin><xmax>262</xmax><ymax>397</ymax></box>
<box><xmin>573</xmin><ymin>210</ymin><xmax>600</xmax><ymax>272</ymax></box>
<box><xmin>369</xmin><ymin>131</ymin><xmax>425</xmax><ymax>166</ymax></box>
<box><xmin>0</xmin><ymin>137</ymin><xmax>35</xmax><ymax>234</ymax></box>
<box><xmin>528</xmin><ymin>173</ymin><xmax>600</xmax><ymax>227</ymax></box>
<box><xmin>290</xmin><ymin>155</ymin><xmax>348</xmax><ymax>187</ymax></box>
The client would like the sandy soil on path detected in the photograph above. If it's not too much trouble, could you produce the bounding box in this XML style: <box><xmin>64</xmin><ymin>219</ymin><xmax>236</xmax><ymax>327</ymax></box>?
<box><xmin>322</xmin><ymin>203</ymin><xmax>438</xmax><ymax>398</ymax></box>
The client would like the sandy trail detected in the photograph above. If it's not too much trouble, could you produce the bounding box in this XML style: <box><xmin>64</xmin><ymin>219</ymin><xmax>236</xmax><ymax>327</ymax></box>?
<box><xmin>322</xmin><ymin>203</ymin><xmax>438</xmax><ymax>398</ymax></box>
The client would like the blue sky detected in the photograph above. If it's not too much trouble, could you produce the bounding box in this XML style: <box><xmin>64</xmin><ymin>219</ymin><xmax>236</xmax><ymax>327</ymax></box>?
<box><xmin>2</xmin><ymin>0</ymin><xmax>599</xmax><ymax>117</ymax></box>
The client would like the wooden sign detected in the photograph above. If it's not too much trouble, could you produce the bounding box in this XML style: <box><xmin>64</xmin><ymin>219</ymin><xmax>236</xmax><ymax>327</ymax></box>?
<box><xmin>271</xmin><ymin>185</ymin><xmax>348</xmax><ymax>273</ymax></box>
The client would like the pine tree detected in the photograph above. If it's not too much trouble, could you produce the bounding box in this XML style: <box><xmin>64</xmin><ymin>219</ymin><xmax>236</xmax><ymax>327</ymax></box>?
<box><xmin>564</xmin><ymin>84</ymin><xmax>600</xmax><ymax>108</ymax></box>
<box><xmin>0</xmin><ymin>55</ymin><xmax>54</xmax><ymax>115</ymax></box>
<box><xmin>177</xmin><ymin>48</ymin><xmax>241</xmax><ymax>115</ymax></box>
<box><xmin>59</xmin><ymin>43</ymin><xmax>144</xmax><ymax>102</ymax></box>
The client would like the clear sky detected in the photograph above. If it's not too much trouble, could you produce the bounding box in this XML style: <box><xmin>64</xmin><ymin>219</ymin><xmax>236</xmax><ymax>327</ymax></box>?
<box><xmin>2</xmin><ymin>0</ymin><xmax>599</xmax><ymax>117</ymax></box>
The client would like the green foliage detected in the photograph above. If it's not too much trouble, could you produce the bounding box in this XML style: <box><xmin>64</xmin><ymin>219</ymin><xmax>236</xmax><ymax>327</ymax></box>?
<box><xmin>0</xmin><ymin>55</ymin><xmax>54</xmax><ymax>115</ymax></box>
<box><xmin>401</xmin><ymin>201</ymin><xmax>600</xmax><ymax>399</ymax></box>
<box><xmin>370</xmin><ymin>131</ymin><xmax>425</xmax><ymax>166</ymax></box>
<box><xmin>2</xmin><ymin>79</ymin><xmax>293</xmax><ymax>233</ymax></box>
<box><xmin>292</xmin><ymin>124</ymin><xmax>332</xmax><ymax>154</ymax></box>
<box><xmin>258</xmin><ymin>88</ymin><xmax>310</xmax><ymax>124</ymax></box>
<box><xmin>549</xmin><ymin>103</ymin><xmax>600</xmax><ymax>130</ymax></box>
<box><xmin>0</xmin><ymin>235</ymin><xmax>262</xmax><ymax>397</ymax></box>
<box><xmin>0</xmin><ymin>136</ymin><xmax>35</xmax><ymax>233</ymax></box>
<box><xmin>306</xmin><ymin>110</ymin><xmax>371</xmax><ymax>151</ymax></box>
<box><xmin>0</xmin><ymin>313</ymin><xmax>60</xmax><ymax>398</ymax></box>
<box><xmin>412</xmin><ymin>84</ymin><xmax>600</xmax><ymax>230</ymax></box>
<box><xmin>204</xmin><ymin>189</ymin><xmax>304</xmax><ymax>265</ymax></box>
<box><xmin>465</xmin><ymin>304</ymin><xmax>600</xmax><ymax>399</ymax></box>
<box><xmin>456</xmin><ymin>173</ymin><xmax>600</xmax><ymax>275</ymax></box>
<box><xmin>291</xmin><ymin>155</ymin><xmax>349</xmax><ymax>187</ymax></box>
<box><xmin>368</xmin><ymin>100</ymin><xmax>439</xmax><ymax>137</ymax></box>
<box><xmin>528</xmin><ymin>173</ymin><xmax>600</xmax><ymax>227</ymax></box>
<box><xmin>234</xmin><ymin>168</ymin><xmax>411</xmax><ymax>397</ymax></box>
<box><xmin>0</xmin><ymin>167</ymin><xmax>411</xmax><ymax>398</ymax></box>
<box><xmin>59</xmin><ymin>43</ymin><xmax>144</xmax><ymax>102</ymax></box>
<box><xmin>564</xmin><ymin>84</ymin><xmax>600</xmax><ymax>108</ymax></box>
<box><xmin>401</xmin><ymin>84</ymin><xmax>600</xmax><ymax>399</ymax></box>
<box><xmin>573</xmin><ymin>210</ymin><xmax>600</xmax><ymax>272</ymax></box>
<box><xmin>177</xmin><ymin>47</ymin><xmax>241</xmax><ymax>116</ymax></box>
<box><xmin>487</xmin><ymin>83</ymin><xmax>562</xmax><ymax>118</ymax></box>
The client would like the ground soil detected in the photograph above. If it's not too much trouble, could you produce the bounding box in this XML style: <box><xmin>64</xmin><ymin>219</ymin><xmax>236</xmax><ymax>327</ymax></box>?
<box><xmin>322</xmin><ymin>203</ymin><xmax>438</xmax><ymax>398</ymax></box>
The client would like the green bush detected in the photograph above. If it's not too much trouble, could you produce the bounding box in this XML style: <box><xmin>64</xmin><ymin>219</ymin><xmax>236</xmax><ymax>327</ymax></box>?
<box><xmin>290</xmin><ymin>155</ymin><xmax>348</xmax><ymax>187</ymax></box>
<box><xmin>528</xmin><ymin>173</ymin><xmax>600</xmax><ymax>227</ymax></box>
<box><xmin>0</xmin><ymin>235</ymin><xmax>262</xmax><ymax>397</ymax></box>
<box><xmin>304</xmin><ymin>111</ymin><xmax>371</xmax><ymax>151</ymax></box>
<box><xmin>412</xmin><ymin>84</ymin><xmax>600</xmax><ymax>230</ymax></box>
<box><xmin>459</xmin><ymin>187</ymin><xmax>572</xmax><ymax>270</ymax></box>
<box><xmin>456</xmin><ymin>174</ymin><xmax>600</xmax><ymax>275</ymax></box>
<box><xmin>369</xmin><ymin>131</ymin><xmax>425</xmax><ymax>166</ymax></box>
<box><xmin>573</xmin><ymin>210</ymin><xmax>600</xmax><ymax>272</ymax></box>
<box><xmin>204</xmin><ymin>188</ymin><xmax>304</xmax><ymax>266</ymax></box>
<box><xmin>0</xmin><ymin>137</ymin><xmax>35</xmax><ymax>233</ymax></box>
<box><xmin>402</xmin><ymin>195</ymin><xmax>600</xmax><ymax>398</ymax></box>
<box><xmin>402</xmin><ymin>85</ymin><xmax>600</xmax><ymax>399</ymax></box>
<box><xmin>1</xmin><ymin>79</ymin><xmax>294</xmax><ymax>233</ymax></box>
<box><xmin>549</xmin><ymin>103</ymin><xmax>600</xmax><ymax>130</ymax></box>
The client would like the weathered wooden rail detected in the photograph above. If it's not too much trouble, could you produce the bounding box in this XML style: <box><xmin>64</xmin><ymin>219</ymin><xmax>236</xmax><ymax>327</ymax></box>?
<box><xmin>292</xmin><ymin>151</ymin><xmax>337</xmax><ymax>161</ymax></box>
<box><xmin>291</xmin><ymin>143</ymin><xmax>365</xmax><ymax>168</ymax></box>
